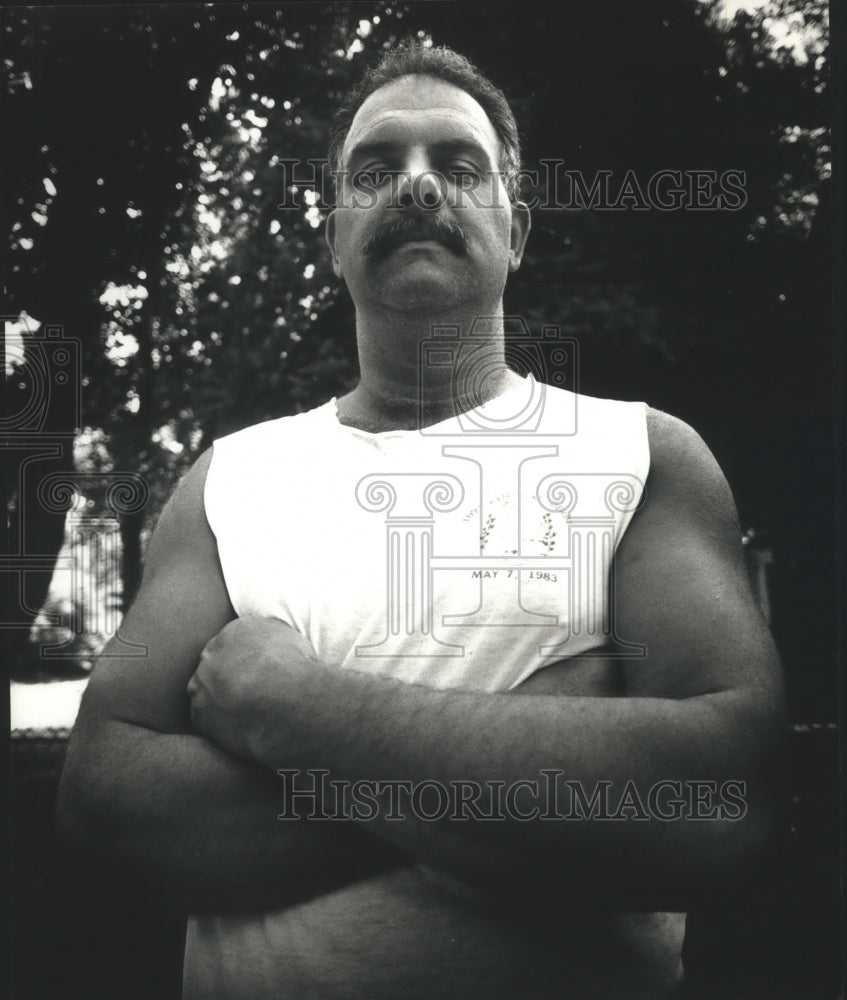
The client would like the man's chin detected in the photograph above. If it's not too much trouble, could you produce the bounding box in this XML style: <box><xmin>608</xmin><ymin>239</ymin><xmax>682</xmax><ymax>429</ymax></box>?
<box><xmin>370</xmin><ymin>252</ymin><xmax>454</xmax><ymax>284</ymax></box>
<box><xmin>374</xmin><ymin>273</ymin><xmax>465</xmax><ymax>312</ymax></box>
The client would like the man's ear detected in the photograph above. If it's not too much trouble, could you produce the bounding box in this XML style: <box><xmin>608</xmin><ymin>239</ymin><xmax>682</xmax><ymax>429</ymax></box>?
<box><xmin>325</xmin><ymin>210</ymin><xmax>343</xmax><ymax>278</ymax></box>
<box><xmin>508</xmin><ymin>201</ymin><xmax>531</xmax><ymax>272</ymax></box>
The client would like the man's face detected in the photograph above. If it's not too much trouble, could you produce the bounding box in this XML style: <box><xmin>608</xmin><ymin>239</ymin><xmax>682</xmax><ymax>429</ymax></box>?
<box><xmin>325</xmin><ymin>74</ymin><xmax>530</xmax><ymax>314</ymax></box>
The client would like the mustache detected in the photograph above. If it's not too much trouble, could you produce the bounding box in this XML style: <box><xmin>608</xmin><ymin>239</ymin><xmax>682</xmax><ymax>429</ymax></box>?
<box><xmin>363</xmin><ymin>213</ymin><xmax>468</xmax><ymax>259</ymax></box>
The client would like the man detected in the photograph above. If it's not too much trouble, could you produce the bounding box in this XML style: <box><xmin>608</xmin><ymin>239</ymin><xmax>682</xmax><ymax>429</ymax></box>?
<box><xmin>57</xmin><ymin>42</ymin><xmax>785</xmax><ymax>999</ymax></box>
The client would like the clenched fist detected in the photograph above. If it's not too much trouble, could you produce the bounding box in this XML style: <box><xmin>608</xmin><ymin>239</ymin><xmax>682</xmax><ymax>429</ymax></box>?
<box><xmin>187</xmin><ymin>616</ymin><xmax>322</xmax><ymax>766</ymax></box>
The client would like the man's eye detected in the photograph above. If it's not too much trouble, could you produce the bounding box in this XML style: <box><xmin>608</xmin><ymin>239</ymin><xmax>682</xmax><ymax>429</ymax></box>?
<box><xmin>447</xmin><ymin>163</ymin><xmax>481</xmax><ymax>180</ymax></box>
<box><xmin>355</xmin><ymin>168</ymin><xmax>392</xmax><ymax>187</ymax></box>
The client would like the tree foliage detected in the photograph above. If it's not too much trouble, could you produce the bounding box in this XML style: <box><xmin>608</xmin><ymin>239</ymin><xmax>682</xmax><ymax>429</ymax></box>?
<box><xmin>3</xmin><ymin>2</ymin><xmax>833</xmax><ymax>707</ymax></box>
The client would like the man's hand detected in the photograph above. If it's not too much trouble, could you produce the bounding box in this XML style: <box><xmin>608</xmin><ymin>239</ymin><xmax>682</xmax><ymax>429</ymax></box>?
<box><xmin>187</xmin><ymin>616</ymin><xmax>319</xmax><ymax>763</ymax></box>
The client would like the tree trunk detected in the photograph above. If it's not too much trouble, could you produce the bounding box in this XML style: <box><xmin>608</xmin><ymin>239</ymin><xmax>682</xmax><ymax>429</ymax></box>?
<box><xmin>119</xmin><ymin>508</ymin><xmax>145</xmax><ymax>613</ymax></box>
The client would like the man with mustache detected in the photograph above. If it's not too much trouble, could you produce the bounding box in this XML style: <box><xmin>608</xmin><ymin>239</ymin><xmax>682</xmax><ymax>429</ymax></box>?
<box><xmin>363</xmin><ymin>206</ymin><xmax>469</xmax><ymax>259</ymax></box>
<box><xmin>58</xmin><ymin>41</ymin><xmax>784</xmax><ymax>999</ymax></box>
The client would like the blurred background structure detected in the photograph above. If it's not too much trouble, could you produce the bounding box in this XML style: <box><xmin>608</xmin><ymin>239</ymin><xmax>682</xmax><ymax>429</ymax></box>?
<box><xmin>3</xmin><ymin>2</ymin><xmax>839</xmax><ymax>998</ymax></box>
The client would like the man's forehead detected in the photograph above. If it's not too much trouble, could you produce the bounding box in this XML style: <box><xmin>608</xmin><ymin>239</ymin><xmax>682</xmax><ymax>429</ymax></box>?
<box><xmin>342</xmin><ymin>75</ymin><xmax>500</xmax><ymax>162</ymax></box>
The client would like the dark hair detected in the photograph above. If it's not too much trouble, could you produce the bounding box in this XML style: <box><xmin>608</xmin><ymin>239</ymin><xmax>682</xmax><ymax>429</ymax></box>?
<box><xmin>328</xmin><ymin>40</ymin><xmax>522</xmax><ymax>202</ymax></box>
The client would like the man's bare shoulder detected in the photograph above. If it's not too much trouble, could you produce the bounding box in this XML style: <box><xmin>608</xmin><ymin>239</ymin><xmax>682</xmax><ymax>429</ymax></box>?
<box><xmin>75</xmin><ymin>447</ymin><xmax>234</xmax><ymax>733</ymax></box>
<box><xmin>131</xmin><ymin>443</ymin><xmax>234</xmax><ymax>641</ymax></box>
<box><xmin>155</xmin><ymin>447</ymin><xmax>213</xmax><ymax>527</ymax></box>
<box><xmin>645</xmin><ymin>406</ymin><xmax>722</xmax><ymax>474</ymax></box>
<box><xmin>141</xmin><ymin>447</ymin><xmax>216</xmax><ymax>581</ymax></box>
<box><xmin>612</xmin><ymin>410</ymin><xmax>781</xmax><ymax>703</ymax></box>
<box><xmin>643</xmin><ymin>406</ymin><xmax>741</xmax><ymax>538</ymax></box>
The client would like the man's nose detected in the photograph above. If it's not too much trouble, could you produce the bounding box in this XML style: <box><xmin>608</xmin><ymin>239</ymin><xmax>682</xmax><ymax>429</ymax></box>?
<box><xmin>396</xmin><ymin>164</ymin><xmax>446</xmax><ymax>212</ymax></box>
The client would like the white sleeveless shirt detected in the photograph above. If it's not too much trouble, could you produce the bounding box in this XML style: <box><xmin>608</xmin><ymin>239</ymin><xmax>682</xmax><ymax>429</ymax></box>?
<box><xmin>202</xmin><ymin>377</ymin><xmax>649</xmax><ymax>692</ymax></box>
<box><xmin>184</xmin><ymin>379</ymin><xmax>680</xmax><ymax>999</ymax></box>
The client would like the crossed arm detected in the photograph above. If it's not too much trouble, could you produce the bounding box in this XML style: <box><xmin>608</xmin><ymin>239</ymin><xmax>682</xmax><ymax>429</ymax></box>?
<box><xmin>57</xmin><ymin>409</ymin><xmax>785</xmax><ymax>913</ymax></box>
<box><xmin>56</xmin><ymin>448</ymin><xmax>409</xmax><ymax>914</ymax></box>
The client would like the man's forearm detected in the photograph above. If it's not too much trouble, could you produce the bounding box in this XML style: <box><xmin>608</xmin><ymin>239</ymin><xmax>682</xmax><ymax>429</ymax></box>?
<box><xmin>56</xmin><ymin>717</ymin><xmax>409</xmax><ymax>914</ymax></box>
<box><xmin>245</xmin><ymin>666</ymin><xmax>784</xmax><ymax>909</ymax></box>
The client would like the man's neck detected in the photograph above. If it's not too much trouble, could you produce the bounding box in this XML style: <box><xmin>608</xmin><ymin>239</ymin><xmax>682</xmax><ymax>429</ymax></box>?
<box><xmin>338</xmin><ymin>307</ymin><xmax>521</xmax><ymax>433</ymax></box>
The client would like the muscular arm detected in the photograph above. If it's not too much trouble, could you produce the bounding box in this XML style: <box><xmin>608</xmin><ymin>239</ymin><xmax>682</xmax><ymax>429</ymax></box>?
<box><xmin>55</xmin><ymin>449</ymin><xmax>406</xmax><ymax>915</ymax></box>
<box><xmin>203</xmin><ymin>411</ymin><xmax>785</xmax><ymax>911</ymax></box>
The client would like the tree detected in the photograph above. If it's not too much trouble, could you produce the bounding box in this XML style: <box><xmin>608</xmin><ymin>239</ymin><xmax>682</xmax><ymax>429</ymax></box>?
<box><xmin>3</xmin><ymin>5</ymin><xmax>394</xmax><ymax>669</ymax></box>
<box><xmin>4</xmin><ymin>2</ymin><xmax>831</xmax><ymax>700</ymax></box>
